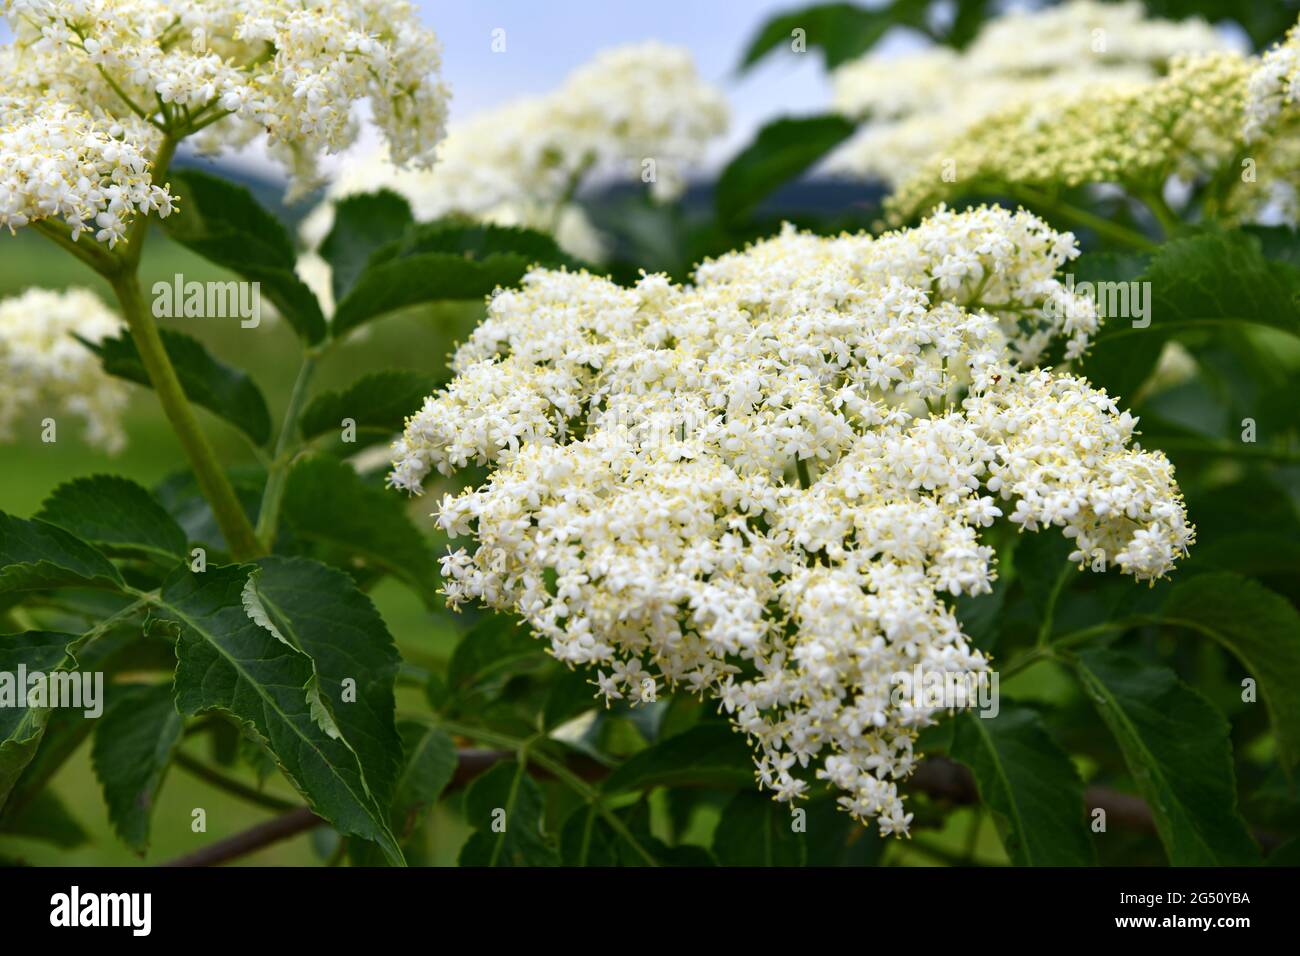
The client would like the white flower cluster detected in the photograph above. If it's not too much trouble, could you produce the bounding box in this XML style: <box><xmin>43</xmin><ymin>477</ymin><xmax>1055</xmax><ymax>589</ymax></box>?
<box><xmin>0</xmin><ymin>94</ymin><xmax>175</xmax><ymax>245</ymax></box>
<box><xmin>1245</xmin><ymin>17</ymin><xmax>1300</xmax><ymax>142</ymax></box>
<box><xmin>829</xmin><ymin>0</ymin><xmax>1226</xmax><ymax>187</ymax></box>
<box><xmin>0</xmin><ymin>287</ymin><xmax>129</xmax><ymax>451</ymax></box>
<box><xmin>1</xmin><ymin>0</ymin><xmax>449</xmax><ymax>216</ymax></box>
<box><xmin>392</xmin><ymin>206</ymin><xmax>1193</xmax><ymax>833</ymax></box>
<box><xmin>302</xmin><ymin>42</ymin><xmax>727</xmax><ymax>258</ymax></box>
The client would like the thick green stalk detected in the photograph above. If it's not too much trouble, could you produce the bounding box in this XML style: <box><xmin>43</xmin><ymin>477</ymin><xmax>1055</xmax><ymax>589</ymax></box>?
<box><xmin>108</xmin><ymin>269</ymin><xmax>264</xmax><ymax>560</ymax></box>
<box><xmin>35</xmin><ymin>131</ymin><xmax>262</xmax><ymax>558</ymax></box>
<box><xmin>101</xmin><ymin>134</ymin><xmax>265</xmax><ymax>560</ymax></box>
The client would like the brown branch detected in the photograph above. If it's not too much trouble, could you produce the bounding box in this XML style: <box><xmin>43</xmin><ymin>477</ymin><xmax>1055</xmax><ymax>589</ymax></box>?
<box><xmin>157</xmin><ymin>749</ymin><xmax>1284</xmax><ymax>866</ymax></box>
<box><xmin>159</xmin><ymin>807</ymin><xmax>323</xmax><ymax>867</ymax></box>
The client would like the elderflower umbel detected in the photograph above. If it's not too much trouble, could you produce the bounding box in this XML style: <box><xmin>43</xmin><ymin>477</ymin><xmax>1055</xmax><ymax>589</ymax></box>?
<box><xmin>1237</xmin><ymin>16</ymin><xmax>1300</xmax><ymax>222</ymax></box>
<box><xmin>0</xmin><ymin>0</ymin><xmax>450</xmax><ymax>242</ymax></box>
<box><xmin>300</xmin><ymin>42</ymin><xmax>727</xmax><ymax>258</ymax></box>
<box><xmin>0</xmin><ymin>93</ymin><xmax>175</xmax><ymax>245</ymax></box>
<box><xmin>1245</xmin><ymin>17</ymin><xmax>1300</xmax><ymax>142</ymax></box>
<box><xmin>391</xmin><ymin>205</ymin><xmax>1193</xmax><ymax>834</ymax></box>
<box><xmin>0</xmin><ymin>287</ymin><xmax>129</xmax><ymax>451</ymax></box>
<box><xmin>829</xmin><ymin>0</ymin><xmax>1226</xmax><ymax>190</ymax></box>
<box><xmin>882</xmin><ymin>51</ymin><xmax>1263</xmax><ymax>224</ymax></box>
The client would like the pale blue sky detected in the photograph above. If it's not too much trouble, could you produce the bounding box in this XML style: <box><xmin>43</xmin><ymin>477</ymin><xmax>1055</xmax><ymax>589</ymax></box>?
<box><xmin>0</xmin><ymin>1</ymin><xmax>925</xmax><ymax>181</ymax></box>
<box><xmin>422</xmin><ymin>1</ymin><xmax>841</xmax><ymax>145</ymax></box>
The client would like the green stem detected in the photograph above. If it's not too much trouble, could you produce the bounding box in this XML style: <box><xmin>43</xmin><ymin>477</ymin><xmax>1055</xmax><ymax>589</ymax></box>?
<box><xmin>94</xmin><ymin>62</ymin><xmax>165</xmax><ymax>131</ymax></box>
<box><xmin>1050</xmin><ymin>616</ymin><xmax>1162</xmax><ymax>649</ymax></box>
<box><xmin>185</xmin><ymin>107</ymin><xmax>234</xmax><ymax>136</ymax></box>
<box><xmin>1138</xmin><ymin>189</ymin><xmax>1180</xmax><ymax>237</ymax></box>
<box><xmin>1010</xmin><ymin>185</ymin><xmax>1158</xmax><ymax>252</ymax></box>
<box><xmin>107</xmin><ymin>269</ymin><xmax>263</xmax><ymax>559</ymax></box>
<box><xmin>1036</xmin><ymin>562</ymin><xmax>1076</xmax><ymax>647</ymax></box>
<box><xmin>86</xmin><ymin>135</ymin><xmax>265</xmax><ymax>560</ymax></box>
<box><xmin>1005</xmin><ymin>613</ymin><xmax>1166</xmax><ymax>678</ymax></box>
<box><xmin>439</xmin><ymin>718</ymin><xmax>660</xmax><ymax>867</ymax></box>
<box><xmin>795</xmin><ymin>457</ymin><xmax>813</xmax><ymax>490</ymax></box>
<box><xmin>31</xmin><ymin>220</ymin><xmax>118</xmax><ymax>273</ymax></box>
<box><xmin>1001</xmin><ymin>647</ymin><xmax>1054</xmax><ymax>680</ymax></box>
<box><xmin>172</xmin><ymin>751</ymin><xmax>298</xmax><ymax>812</ymax></box>
<box><xmin>120</xmin><ymin>135</ymin><xmax>178</xmax><ymax>267</ymax></box>
<box><xmin>255</xmin><ymin>354</ymin><xmax>317</xmax><ymax>543</ymax></box>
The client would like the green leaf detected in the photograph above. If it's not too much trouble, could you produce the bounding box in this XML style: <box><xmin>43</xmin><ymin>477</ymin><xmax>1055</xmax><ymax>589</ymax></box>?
<box><xmin>0</xmin><ymin>513</ymin><xmax>124</xmax><ymax>595</ymax></box>
<box><xmin>299</xmin><ymin>369</ymin><xmax>438</xmax><ymax>445</ymax></box>
<box><xmin>349</xmin><ymin>718</ymin><xmax>458</xmax><ymax>866</ymax></box>
<box><xmin>331</xmin><ymin>251</ymin><xmax>529</xmax><ymax>338</ymax></box>
<box><xmin>37</xmin><ymin>476</ymin><xmax>187</xmax><ymax>564</ymax></box>
<box><xmin>1141</xmin><ymin>0</ymin><xmax>1300</xmax><ymax>51</ymax></box>
<box><xmin>0</xmin><ymin>631</ymin><xmax>77</xmax><ymax>809</ymax></box>
<box><xmin>712</xmin><ymin>790</ymin><xmax>806</xmax><ymax>866</ymax></box>
<box><xmin>154</xmin><ymin>466</ymin><xmax>265</xmax><ymax>557</ymax></box>
<box><xmin>542</xmin><ymin>667</ymin><xmax>598</xmax><ymax>730</ymax></box>
<box><xmin>715</xmin><ymin>115</ymin><xmax>856</xmax><ymax>225</ymax></box>
<box><xmin>1066</xmin><ymin>649</ymin><xmax>1260</xmax><ymax>865</ymax></box>
<box><xmin>330</xmin><ymin>219</ymin><xmax>591</xmax><ymax>337</ymax></box>
<box><xmin>447</xmin><ymin>616</ymin><xmax>549</xmax><ymax>695</ymax></box>
<box><xmin>319</xmin><ymin>190</ymin><xmax>414</xmax><ymax>302</ymax></box>
<box><xmin>246</xmin><ymin>555</ymin><xmax>404</xmax><ymax>809</ymax></box>
<box><xmin>154</xmin><ymin>563</ymin><xmax>404</xmax><ymax>864</ymax></box>
<box><xmin>1160</xmin><ymin>572</ymin><xmax>1300</xmax><ymax>774</ymax></box>
<box><xmin>90</xmin><ymin>682</ymin><xmax>183</xmax><ymax>853</ymax></box>
<box><xmin>954</xmin><ymin>577</ymin><xmax>1007</xmax><ymax>651</ymax></box>
<box><xmin>0</xmin><ymin>707</ymin><xmax>96</xmax><ymax>825</ymax></box>
<box><xmin>602</xmin><ymin>722</ymin><xmax>754</xmax><ymax>794</ymax></box>
<box><xmin>1083</xmin><ymin>230</ymin><xmax>1300</xmax><ymax>401</ymax></box>
<box><xmin>801</xmin><ymin>797</ymin><xmax>886</xmax><ymax>865</ymax></box>
<box><xmin>950</xmin><ymin>707</ymin><xmax>1094</xmax><ymax>865</ymax></box>
<box><xmin>391</xmin><ymin>721</ymin><xmax>456</xmax><ymax>833</ymax></box>
<box><xmin>458</xmin><ymin>760</ymin><xmax>559</xmax><ymax>866</ymax></box>
<box><xmin>1067</xmin><ymin>250</ymin><xmax>1154</xmax><ymax>401</ymax></box>
<box><xmin>163</xmin><ymin>169</ymin><xmax>326</xmax><ymax>343</ymax></box>
<box><xmin>559</xmin><ymin>803</ymin><xmax>622</xmax><ymax>866</ymax></box>
<box><xmin>278</xmin><ymin>455</ymin><xmax>437</xmax><ymax>600</ymax></box>
<box><xmin>737</xmin><ymin>1</ymin><xmax>927</xmax><ymax>72</ymax></box>
<box><xmin>369</xmin><ymin>220</ymin><xmax>583</xmax><ymax>270</ymax></box>
<box><xmin>1014</xmin><ymin>532</ymin><xmax>1075</xmax><ymax>618</ymax></box>
<box><xmin>84</xmin><ymin>329</ymin><xmax>272</xmax><ymax>445</ymax></box>
<box><xmin>0</xmin><ymin>789</ymin><xmax>88</xmax><ymax>849</ymax></box>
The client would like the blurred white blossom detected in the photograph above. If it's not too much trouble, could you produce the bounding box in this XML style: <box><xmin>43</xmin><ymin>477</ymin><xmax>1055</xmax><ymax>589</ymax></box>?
<box><xmin>1245</xmin><ymin>17</ymin><xmax>1300</xmax><ymax>141</ymax></box>
<box><xmin>829</xmin><ymin>0</ymin><xmax>1228</xmax><ymax>191</ymax></box>
<box><xmin>0</xmin><ymin>287</ymin><xmax>129</xmax><ymax>451</ymax></box>
<box><xmin>883</xmin><ymin>50</ymin><xmax>1263</xmax><ymax>223</ymax></box>
<box><xmin>303</xmin><ymin>41</ymin><xmax>728</xmax><ymax>265</ymax></box>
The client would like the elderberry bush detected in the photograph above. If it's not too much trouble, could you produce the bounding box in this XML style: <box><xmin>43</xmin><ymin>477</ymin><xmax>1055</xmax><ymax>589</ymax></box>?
<box><xmin>1</xmin><ymin>0</ymin><xmax>1298</xmax><ymax>869</ymax></box>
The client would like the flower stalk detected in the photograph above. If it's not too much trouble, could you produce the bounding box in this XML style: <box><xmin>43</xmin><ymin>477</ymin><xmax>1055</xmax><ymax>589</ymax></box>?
<box><xmin>106</xmin><ymin>268</ymin><xmax>264</xmax><ymax>560</ymax></box>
